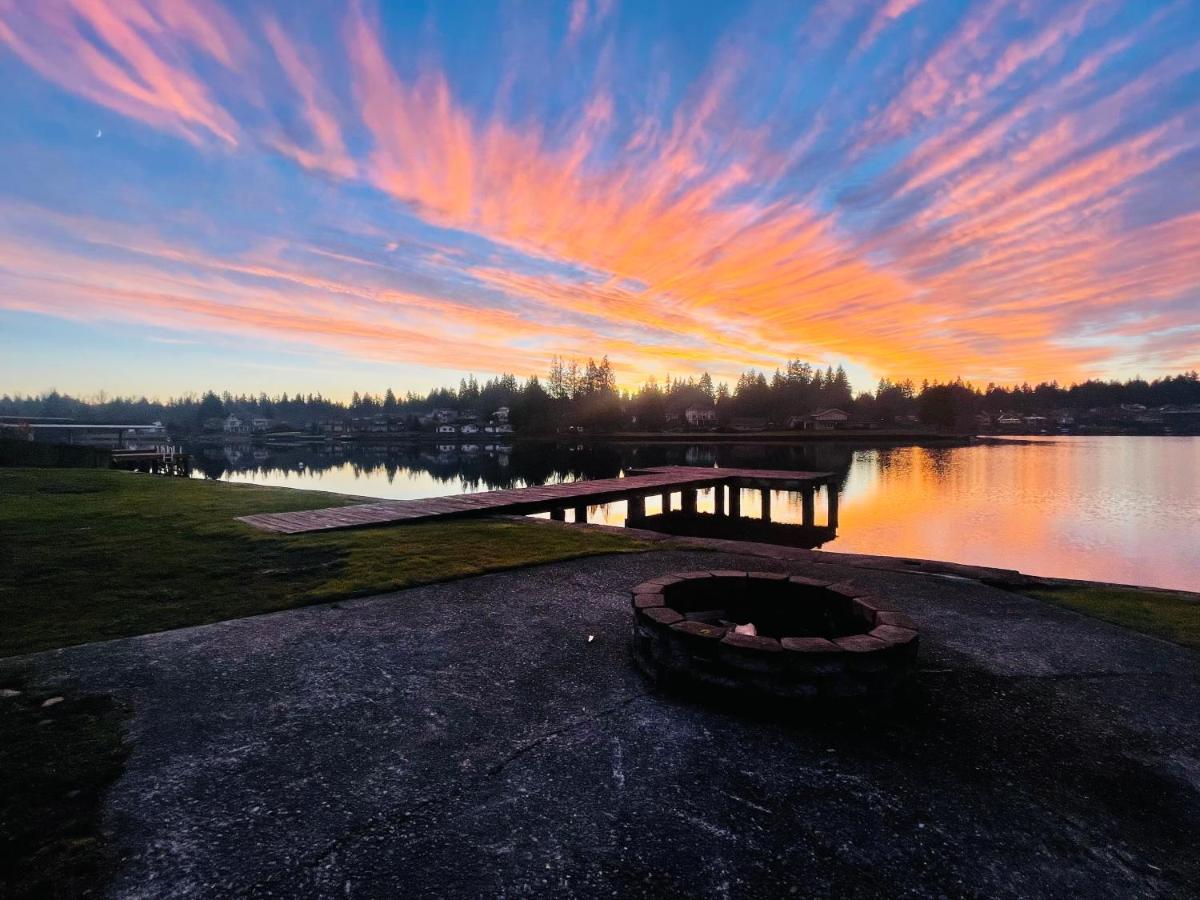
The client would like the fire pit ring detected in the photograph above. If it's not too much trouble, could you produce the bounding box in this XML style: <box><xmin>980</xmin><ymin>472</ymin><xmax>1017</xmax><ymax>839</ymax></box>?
<box><xmin>630</xmin><ymin>571</ymin><xmax>918</xmax><ymax>701</ymax></box>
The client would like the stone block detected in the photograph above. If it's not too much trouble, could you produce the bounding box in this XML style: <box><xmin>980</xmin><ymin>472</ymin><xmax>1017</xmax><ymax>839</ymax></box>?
<box><xmin>780</xmin><ymin>636</ymin><xmax>841</xmax><ymax>653</ymax></box>
<box><xmin>834</xmin><ymin>634</ymin><xmax>890</xmax><ymax>653</ymax></box>
<box><xmin>670</xmin><ymin>620</ymin><xmax>727</xmax><ymax>641</ymax></box>
<box><xmin>632</xmin><ymin>592</ymin><xmax>665</xmax><ymax>609</ymax></box>
<box><xmin>851</xmin><ymin>597</ymin><xmax>888</xmax><ymax>625</ymax></box>
<box><xmin>874</xmin><ymin>610</ymin><xmax>918</xmax><ymax>630</ymax></box>
<box><xmin>642</xmin><ymin>606</ymin><xmax>683</xmax><ymax>626</ymax></box>
<box><xmin>870</xmin><ymin>625</ymin><xmax>918</xmax><ymax>647</ymax></box>
<box><xmin>788</xmin><ymin>574</ymin><xmax>833</xmax><ymax>588</ymax></box>
<box><xmin>744</xmin><ymin>571</ymin><xmax>790</xmax><ymax>582</ymax></box>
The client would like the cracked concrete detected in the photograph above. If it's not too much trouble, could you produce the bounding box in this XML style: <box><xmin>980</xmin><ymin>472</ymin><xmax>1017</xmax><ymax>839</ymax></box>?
<box><xmin>6</xmin><ymin>549</ymin><xmax>1200</xmax><ymax>898</ymax></box>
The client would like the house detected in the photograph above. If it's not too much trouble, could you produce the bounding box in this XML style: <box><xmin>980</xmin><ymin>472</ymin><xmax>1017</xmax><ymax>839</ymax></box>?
<box><xmin>801</xmin><ymin>409</ymin><xmax>849</xmax><ymax>430</ymax></box>
<box><xmin>996</xmin><ymin>413</ymin><xmax>1024</xmax><ymax>428</ymax></box>
<box><xmin>684</xmin><ymin>405</ymin><xmax>717</xmax><ymax>426</ymax></box>
<box><xmin>432</xmin><ymin>408</ymin><xmax>457</xmax><ymax>424</ymax></box>
<box><xmin>319</xmin><ymin>420</ymin><xmax>349</xmax><ymax>435</ymax></box>
<box><xmin>251</xmin><ymin>417</ymin><xmax>272</xmax><ymax>433</ymax></box>
<box><xmin>460</xmin><ymin>423</ymin><xmax>479</xmax><ymax>435</ymax></box>
<box><xmin>484</xmin><ymin>423</ymin><xmax>513</xmax><ymax>434</ymax></box>
<box><xmin>436</xmin><ymin>424</ymin><xmax>458</xmax><ymax>435</ymax></box>
<box><xmin>222</xmin><ymin>414</ymin><xmax>248</xmax><ymax>434</ymax></box>
<box><xmin>493</xmin><ymin>406</ymin><xmax>510</xmax><ymax>424</ymax></box>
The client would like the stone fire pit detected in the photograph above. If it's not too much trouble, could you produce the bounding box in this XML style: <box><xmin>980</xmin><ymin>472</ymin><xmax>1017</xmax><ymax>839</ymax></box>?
<box><xmin>630</xmin><ymin>571</ymin><xmax>919</xmax><ymax>701</ymax></box>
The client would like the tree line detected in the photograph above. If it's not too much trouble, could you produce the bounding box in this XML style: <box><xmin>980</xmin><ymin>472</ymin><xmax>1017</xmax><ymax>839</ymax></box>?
<box><xmin>2</xmin><ymin>363</ymin><xmax>1197</xmax><ymax>434</ymax></box>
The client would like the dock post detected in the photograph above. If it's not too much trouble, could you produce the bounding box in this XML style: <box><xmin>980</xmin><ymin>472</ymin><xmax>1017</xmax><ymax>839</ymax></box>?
<box><xmin>573</xmin><ymin>504</ymin><xmax>588</xmax><ymax>524</ymax></box>
<box><xmin>550</xmin><ymin>508</ymin><xmax>566</xmax><ymax>521</ymax></box>
<box><xmin>801</xmin><ymin>487</ymin><xmax>815</xmax><ymax>526</ymax></box>
<box><xmin>760</xmin><ymin>489</ymin><xmax>772</xmax><ymax>522</ymax></box>
<box><xmin>681</xmin><ymin>488</ymin><xmax>697</xmax><ymax>515</ymax></box>
<box><xmin>827</xmin><ymin>485</ymin><xmax>839</xmax><ymax>529</ymax></box>
<box><xmin>713</xmin><ymin>484</ymin><xmax>725</xmax><ymax>516</ymax></box>
<box><xmin>627</xmin><ymin>494</ymin><xmax>646</xmax><ymax>522</ymax></box>
<box><xmin>729</xmin><ymin>486</ymin><xmax>741</xmax><ymax>518</ymax></box>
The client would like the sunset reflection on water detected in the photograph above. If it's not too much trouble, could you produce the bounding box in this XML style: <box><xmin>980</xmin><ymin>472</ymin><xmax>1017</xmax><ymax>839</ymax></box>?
<box><xmin>209</xmin><ymin>437</ymin><xmax>1198</xmax><ymax>591</ymax></box>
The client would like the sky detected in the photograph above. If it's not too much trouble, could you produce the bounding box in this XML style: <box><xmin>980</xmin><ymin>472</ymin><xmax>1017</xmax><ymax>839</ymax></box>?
<box><xmin>0</xmin><ymin>0</ymin><xmax>1198</xmax><ymax>401</ymax></box>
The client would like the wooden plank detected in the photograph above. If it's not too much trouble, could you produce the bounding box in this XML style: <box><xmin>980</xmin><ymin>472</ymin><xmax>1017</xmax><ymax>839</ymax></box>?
<box><xmin>236</xmin><ymin>465</ymin><xmax>834</xmax><ymax>534</ymax></box>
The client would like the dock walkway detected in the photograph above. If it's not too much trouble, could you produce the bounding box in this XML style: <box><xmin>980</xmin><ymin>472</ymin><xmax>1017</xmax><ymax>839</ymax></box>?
<box><xmin>237</xmin><ymin>466</ymin><xmax>834</xmax><ymax>535</ymax></box>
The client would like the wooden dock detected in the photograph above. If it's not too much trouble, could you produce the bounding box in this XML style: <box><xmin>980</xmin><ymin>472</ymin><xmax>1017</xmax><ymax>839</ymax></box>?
<box><xmin>237</xmin><ymin>466</ymin><xmax>835</xmax><ymax>535</ymax></box>
<box><xmin>111</xmin><ymin>447</ymin><xmax>191</xmax><ymax>476</ymax></box>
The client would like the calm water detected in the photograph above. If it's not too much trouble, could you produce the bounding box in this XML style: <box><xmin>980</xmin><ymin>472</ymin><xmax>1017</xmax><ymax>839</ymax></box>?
<box><xmin>196</xmin><ymin>437</ymin><xmax>1200</xmax><ymax>591</ymax></box>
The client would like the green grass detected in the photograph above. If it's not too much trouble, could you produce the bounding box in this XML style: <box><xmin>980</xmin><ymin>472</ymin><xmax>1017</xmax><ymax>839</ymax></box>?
<box><xmin>0</xmin><ymin>468</ymin><xmax>646</xmax><ymax>657</ymax></box>
<box><xmin>1026</xmin><ymin>585</ymin><xmax>1200</xmax><ymax>650</ymax></box>
<box><xmin>0</xmin><ymin>670</ymin><xmax>129</xmax><ymax>899</ymax></box>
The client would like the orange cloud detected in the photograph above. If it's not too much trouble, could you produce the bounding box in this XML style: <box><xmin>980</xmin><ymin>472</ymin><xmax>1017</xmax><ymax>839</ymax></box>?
<box><xmin>0</xmin><ymin>0</ymin><xmax>243</xmax><ymax>144</ymax></box>
<box><xmin>1</xmin><ymin>1</ymin><xmax>1196</xmax><ymax>389</ymax></box>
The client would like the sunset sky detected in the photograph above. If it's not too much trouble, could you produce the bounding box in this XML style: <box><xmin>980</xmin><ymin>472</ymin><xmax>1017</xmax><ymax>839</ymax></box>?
<box><xmin>0</xmin><ymin>0</ymin><xmax>1198</xmax><ymax>399</ymax></box>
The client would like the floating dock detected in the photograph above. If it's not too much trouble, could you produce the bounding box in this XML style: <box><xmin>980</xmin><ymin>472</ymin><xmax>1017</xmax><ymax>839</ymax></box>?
<box><xmin>236</xmin><ymin>466</ymin><xmax>836</xmax><ymax>535</ymax></box>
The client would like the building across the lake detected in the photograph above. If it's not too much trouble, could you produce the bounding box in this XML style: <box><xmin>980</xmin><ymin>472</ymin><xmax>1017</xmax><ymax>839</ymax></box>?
<box><xmin>0</xmin><ymin>421</ymin><xmax>168</xmax><ymax>448</ymax></box>
<box><xmin>684</xmin><ymin>406</ymin><xmax>717</xmax><ymax>426</ymax></box>
<box><xmin>792</xmin><ymin>409</ymin><xmax>850</xmax><ymax>430</ymax></box>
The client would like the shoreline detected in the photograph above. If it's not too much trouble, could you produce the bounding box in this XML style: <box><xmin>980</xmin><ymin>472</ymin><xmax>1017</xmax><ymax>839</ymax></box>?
<box><xmin>511</xmin><ymin>513</ymin><xmax>1200</xmax><ymax>602</ymax></box>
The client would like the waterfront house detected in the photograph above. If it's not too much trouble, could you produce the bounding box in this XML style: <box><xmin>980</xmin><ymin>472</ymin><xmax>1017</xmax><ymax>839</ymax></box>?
<box><xmin>436</xmin><ymin>424</ymin><xmax>458</xmax><ymax>435</ymax></box>
<box><xmin>684</xmin><ymin>405</ymin><xmax>717</xmax><ymax>426</ymax></box>
<box><xmin>800</xmin><ymin>409</ymin><xmax>850</xmax><ymax>430</ymax></box>
<box><xmin>493</xmin><ymin>406</ymin><xmax>510</xmax><ymax>424</ymax></box>
<box><xmin>461</xmin><ymin>423</ymin><xmax>480</xmax><ymax>435</ymax></box>
<box><xmin>251</xmin><ymin>417</ymin><xmax>272</xmax><ymax>433</ymax></box>
<box><xmin>996</xmin><ymin>413</ymin><xmax>1024</xmax><ymax>428</ymax></box>
<box><xmin>223</xmin><ymin>414</ymin><xmax>248</xmax><ymax>434</ymax></box>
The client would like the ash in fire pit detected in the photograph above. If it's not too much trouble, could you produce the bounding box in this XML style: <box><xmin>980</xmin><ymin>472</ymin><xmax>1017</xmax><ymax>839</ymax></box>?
<box><xmin>630</xmin><ymin>571</ymin><xmax>918</xmax><ymax>701</ymax></box>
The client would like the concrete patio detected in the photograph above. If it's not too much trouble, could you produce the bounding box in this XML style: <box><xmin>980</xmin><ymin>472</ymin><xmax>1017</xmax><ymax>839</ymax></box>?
<box><xmin>7</xmin><ymin>549</ymin><xmax>1200</xmax><ymax>898</ymax></box>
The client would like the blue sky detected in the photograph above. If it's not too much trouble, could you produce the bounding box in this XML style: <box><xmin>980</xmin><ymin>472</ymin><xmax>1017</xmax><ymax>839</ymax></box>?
<box><xmin>0</xmin><ymin>0</ymin><xmax>1198</xmax><ymax>399</ymax></box>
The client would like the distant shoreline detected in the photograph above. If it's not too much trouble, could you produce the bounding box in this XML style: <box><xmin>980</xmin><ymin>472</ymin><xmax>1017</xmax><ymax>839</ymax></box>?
<box><xmin>516</xmin><ymin>429</ymin><xmax>976</xmax><ymax>445</ymax></box>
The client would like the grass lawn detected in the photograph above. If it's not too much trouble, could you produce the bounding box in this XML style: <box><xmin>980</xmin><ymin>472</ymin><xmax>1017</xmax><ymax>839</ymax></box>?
<box><xmin>0</xmin><ymin>467</ymin><xmax>647</xmax><ymax>658</ymax></box>
<box><xmin>0</xmin><ymin>670</ymin><xmax>128</xmax><ymax>899</ymax></box>
<box><xmin>1025</xmin><ymin>585</ymin><xmax>1200</xmax><ymax>650</ymax></box>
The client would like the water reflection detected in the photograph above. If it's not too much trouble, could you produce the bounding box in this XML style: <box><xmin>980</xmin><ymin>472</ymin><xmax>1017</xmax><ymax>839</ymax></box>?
<box><xmin>195</xmin><ymin>437</ymin><xmax>1200</xmax><ymax>591</ymax></box>
<box><xmin>630</xmin><ymin>510</ymin><xmax>837</xmax><ymax>549</ymax></box>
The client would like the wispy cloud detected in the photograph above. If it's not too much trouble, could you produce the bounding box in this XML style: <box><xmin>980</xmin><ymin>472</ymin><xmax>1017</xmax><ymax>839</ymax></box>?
<box><xmin>0</xmin><ymin>0</ymin><xmax>1197</xmax><ymax>390</ymax></box>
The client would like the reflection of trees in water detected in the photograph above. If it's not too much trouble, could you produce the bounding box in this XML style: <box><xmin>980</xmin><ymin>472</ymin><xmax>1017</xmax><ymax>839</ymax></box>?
<box><xmin>191</xmin><ymin>441</ymin><xmax>626</xmax><ymax>490</ymax></box>
<box><xmin>867</xmin><ymin>444</ymin><xmax>962</xmax><ymax>486</ymax></box>
<box><xmin>189</xmin><ymin>441</ymin><xmax>857</xmax><ymax>493</ymax></box>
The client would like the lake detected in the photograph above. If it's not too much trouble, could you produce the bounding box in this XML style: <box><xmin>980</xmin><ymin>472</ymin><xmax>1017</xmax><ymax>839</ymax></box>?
<box><xmin>193</xmin><ymin>436</ymin><xmax>1200</xmax><ymax>592</ymax></box>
